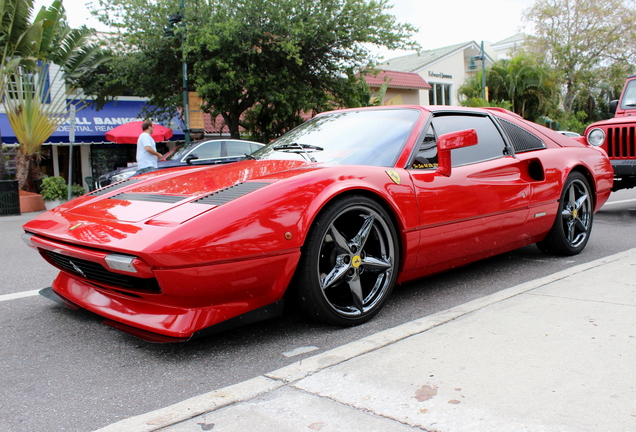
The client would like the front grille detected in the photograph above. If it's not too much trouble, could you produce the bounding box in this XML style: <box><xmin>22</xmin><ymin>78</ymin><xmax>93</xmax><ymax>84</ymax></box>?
<box><xmin>606</xmin><ymin>126</ymin><xmax>636</xmax><ymax>158</ymax></box>
<box><xmin>41</xmin><ymin>250</ymin><xmax>160</xmax><ymax>292</ymax></box>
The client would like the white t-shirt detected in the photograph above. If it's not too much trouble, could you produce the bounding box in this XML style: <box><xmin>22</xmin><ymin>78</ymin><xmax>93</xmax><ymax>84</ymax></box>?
<box><xmin>136</xmin><ymin>132</ymin><xmax>158</xmax><ymax>169</ymax></box>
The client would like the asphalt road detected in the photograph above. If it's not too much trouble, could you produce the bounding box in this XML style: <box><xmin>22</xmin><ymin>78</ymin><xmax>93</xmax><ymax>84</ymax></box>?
<box><xmin>2</xmin><ymin>188</ymin><xmax>636</xmax><ymax>432</ymax></box>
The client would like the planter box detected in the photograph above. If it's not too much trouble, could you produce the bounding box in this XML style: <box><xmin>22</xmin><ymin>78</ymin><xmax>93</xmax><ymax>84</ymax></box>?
<box><xmin>45</xmin><ymin>199</ymin><xmax>63</xmax><ymax>210</ymax></box>
<box><xmin>19</xmin><ymin>190</ymin><xmax>46</xmax><ymax>213</ymax></box>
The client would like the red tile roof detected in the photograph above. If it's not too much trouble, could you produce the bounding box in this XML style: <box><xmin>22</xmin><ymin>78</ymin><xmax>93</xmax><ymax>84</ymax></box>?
<box><xmin>364</xmin><ymin>70</ymin><xmax>431</xmax><ymax>90</ymax></box>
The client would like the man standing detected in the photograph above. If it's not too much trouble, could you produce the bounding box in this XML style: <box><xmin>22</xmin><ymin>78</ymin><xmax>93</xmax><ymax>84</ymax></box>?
<box><xmin>135</xmin><ymin>120</ymin><xmax>163</xmax><ymax>175</ymax></box>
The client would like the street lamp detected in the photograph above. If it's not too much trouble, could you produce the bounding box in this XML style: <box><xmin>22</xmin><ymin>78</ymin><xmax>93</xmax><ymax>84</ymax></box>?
<box><xmin>468</xmin><ymin>41</ymin><xmax>488</xmax><ymax>100</ymax></box>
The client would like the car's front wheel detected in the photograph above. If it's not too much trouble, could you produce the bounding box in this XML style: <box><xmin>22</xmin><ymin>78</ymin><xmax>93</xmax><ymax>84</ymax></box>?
<box><xmin>294</xmin><ymin>195</ymin><xmax>400</xmax><ymax>326</ymax></box>
<box><xmin>537</xmin><ymin>172</ymin><xmax>593</xmax><ymax>256</ymax></box>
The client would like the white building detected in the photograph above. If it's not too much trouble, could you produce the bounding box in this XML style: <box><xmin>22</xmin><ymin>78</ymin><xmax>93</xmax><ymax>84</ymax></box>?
<box><xmin>376</xmin><ymin>35</ymin><xmax>525</xmax><ymax>106</ymax></box>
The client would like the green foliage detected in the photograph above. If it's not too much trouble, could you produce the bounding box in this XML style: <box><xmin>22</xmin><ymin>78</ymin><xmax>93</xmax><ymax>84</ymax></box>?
<box><xmin>553</xmin><ymin>111</ymin><xmax>588</xmax><ymax>135</ymax></box>
<box><xmin>71</xmin><ymin>183</ymin><xmax>85</xmax><ymax>197</ymax></box>
<box><xmin>2</xmin><ymin>0</ymin><xmax>112</xmax><ymax>190</ymax></box>
<box><xmin>40</xmin><ymin>176</ymin><xmax>84</xmax><ymax>201</ymax></box>
<box><xmin>523</xmin><ymin>0</ymin><xmax>636</xmax><ymax>114</ymax></box>
<box><xmin>344</xmin><ymin>74</ymin><xmax>390</xmax><ymax>108</ymax></box>
<box><xmin>88</xmin><ymin>0</ymin><xmax>419</xmax><ymax>138</ymax></box>
<box><xmin>460</xmin><ymin>97</ymin><xmax>512</xmax><ymax>110</ymax></box>
<box><xmin>458</xmin><ymin>54</ymin><xmax>557</xmax><ymax>122</ymax></box>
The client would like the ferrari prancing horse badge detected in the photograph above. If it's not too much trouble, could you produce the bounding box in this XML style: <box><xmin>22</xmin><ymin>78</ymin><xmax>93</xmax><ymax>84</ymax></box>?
<box><xmin>386</xmin><ymin>170</ymin><xmax>401</xmax><ymax>185</ymax></box>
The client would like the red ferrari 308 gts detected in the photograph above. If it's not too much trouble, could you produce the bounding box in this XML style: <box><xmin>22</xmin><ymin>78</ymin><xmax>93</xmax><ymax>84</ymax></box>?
<box><xmin>23</xmin><ymin>106</ymin><xmax>613</xmax><ymax>342</ymax></box>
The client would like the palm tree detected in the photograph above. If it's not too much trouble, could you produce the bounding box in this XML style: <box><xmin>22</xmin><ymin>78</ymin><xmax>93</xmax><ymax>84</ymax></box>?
<box><xmin>0</xmin><ymin>0</ymin><xmax>44</xmax><ymax>180</ymax></box>
<box><xmin>459</xmin><ymin>54</ymin><xmax>557</xmax><ymax>122</ymax></box>
<box><xmin>4</xmin><ymin>0</ymin><xmax>110</xmax><ymax>190</ymax></box>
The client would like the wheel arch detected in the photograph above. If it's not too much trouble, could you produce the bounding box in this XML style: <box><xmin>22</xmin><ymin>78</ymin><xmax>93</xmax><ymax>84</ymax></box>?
<box><xmin>298</xmin><ymin>188</ymin><xmax>406</xmax><ymax>269</ymax></box>
<box><xmin>568</xmin><ymin>165</ymin><xmax>596</xmax><ymax>208</ymax></box>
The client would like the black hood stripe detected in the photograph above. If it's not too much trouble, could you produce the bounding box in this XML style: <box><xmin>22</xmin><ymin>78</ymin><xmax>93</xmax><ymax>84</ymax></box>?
<box><xmin>89</xmin><ymin>179</ymin><xmax>143</xmax><ymax>196</ymax></box>
<box><xmin>109</xmin><ymin>193</ymin><xmax>188</xmax><ymax>203</ymax></box>
<box><xmin>194</xmin><ymin>182</ymin><xmax>272</xmax><ymax>206</ymax></box>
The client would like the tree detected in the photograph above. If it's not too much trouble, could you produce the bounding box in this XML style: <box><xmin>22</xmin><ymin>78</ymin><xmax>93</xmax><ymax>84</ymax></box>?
<box><xmin>90</xmin><ymin>0</ymin><xmax>418</xmax><ymax>139</ymax></box>
<box><xmin>523</xmin><ymin>0</ymin><xmax>636</xmax><ymax>113</ymax></box>
<box><xmin>4</xmin><ymin>0</ymin><xmax>111</xmax><ymax>190</ymax></box>
<box><xmin>458</xmin><ymin>54</ymin><xmax>557</xmax><ymax>122</ymax></box>
<box><xmin>83</xmin><ymin>0</ymin><xmax>186</xmax><ymax>122</ymax></box>
<box><xmin>0</xmin><ymin>0</ymin><xmax>45</xmax><ymax>180</ymax></box>
<box><xmin>188</xmin><ymin>0</ymin><xmax>417</xmax><ymax>138</ymax></box>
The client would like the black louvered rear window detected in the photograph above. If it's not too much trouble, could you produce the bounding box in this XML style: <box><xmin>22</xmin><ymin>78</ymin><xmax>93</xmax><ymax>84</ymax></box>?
<box><xmin>497</xmin><ymin>118</ymin><xmax>546</xmax><ymax>153</ymax></box>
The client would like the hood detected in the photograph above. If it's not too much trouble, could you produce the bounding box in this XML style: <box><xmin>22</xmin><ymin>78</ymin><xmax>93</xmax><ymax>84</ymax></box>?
<box><xmin>587</xmin><ymin>116</ymin><xmax>636</xmax><ymax>129</ymax></box>
<box><xmin>65</xmin><ymin>159</ymin><xmax>313</xmax><ymax>223</ymax></box>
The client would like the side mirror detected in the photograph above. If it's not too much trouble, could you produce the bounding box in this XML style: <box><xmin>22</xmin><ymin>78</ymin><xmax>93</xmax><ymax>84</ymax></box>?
<box><xmin>185</xmin><ymin>154</ymin><xmax>199</xmax><ymax>165</ymax></box>
<box><xmin>436</xmin><ymin>128</ymin><xmax>478</xmax><ymax>177</ymax></box>
<box><xmin>609</xmin><ymin>100</ymin><xmax>618</xmax><ymax>116</ymax></box>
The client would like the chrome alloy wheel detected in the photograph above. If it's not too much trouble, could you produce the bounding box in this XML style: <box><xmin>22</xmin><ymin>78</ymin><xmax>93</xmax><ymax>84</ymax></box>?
<box><xmin>316</xmin><ymin>204</ymin><xmax>396</xmax><ymax>317</ymax></box>
<box><xmin>561</xmin><ymin>177</ymin><xmax>591</xmax><ymax>248</ymax></box>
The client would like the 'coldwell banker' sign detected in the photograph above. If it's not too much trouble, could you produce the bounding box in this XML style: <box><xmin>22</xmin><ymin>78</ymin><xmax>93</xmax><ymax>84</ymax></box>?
<box><xmin>0</xmin><ymin>99</ymin><xmax>184</xmax><ymax>144</ymax></box>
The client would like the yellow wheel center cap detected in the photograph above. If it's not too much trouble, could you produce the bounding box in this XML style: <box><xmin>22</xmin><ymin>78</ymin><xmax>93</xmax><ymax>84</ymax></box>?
<box><xmin>351</xmin><ymin>255</ymin><xmax>362</xmax><ymax>268</ymax></box>
<box><xmin>572</xmin><ymin>209</ymin><xmax>578</xmax><ymax>218</ymax></box>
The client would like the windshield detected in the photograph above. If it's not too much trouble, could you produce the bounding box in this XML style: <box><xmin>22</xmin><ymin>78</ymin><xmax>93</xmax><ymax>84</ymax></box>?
<box><xmin>251</xmin><ymin>108</ymin><xmax>421</xmax><ymax>166</ymax></box>
<box><xmin>621</xmin><ymin>80</ymin><xmax>636</xmax><ymax>109</ymax></box>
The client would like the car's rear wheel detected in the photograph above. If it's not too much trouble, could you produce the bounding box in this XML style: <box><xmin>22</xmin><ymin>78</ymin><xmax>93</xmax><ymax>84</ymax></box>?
<box><xmin>537</xmin><ymin>172</ymin><xmax>593</xmax><ymax>256</ymax></box>
<box><xmin>295</xmin><ymin>195</ymin><xmax>399</xmax><ymax>326</ymax></box>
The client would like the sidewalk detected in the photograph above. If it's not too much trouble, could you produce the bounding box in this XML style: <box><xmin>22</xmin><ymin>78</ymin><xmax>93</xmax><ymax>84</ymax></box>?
<box><xmin>98</xmin><ymin>248</ymin><xmax>636</xmax><ymax>432</ymax></box>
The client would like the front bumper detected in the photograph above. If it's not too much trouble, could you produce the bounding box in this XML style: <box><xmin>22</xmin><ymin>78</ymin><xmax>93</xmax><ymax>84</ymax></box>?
<box><xmin>611</xmin><ymin>159</ymin><xmax>636</xmax><ymax>177</ymax></box>
<box><xmin>40</xmin><ymin>286</ymin><xmax>285</xmax><ymax>343</ymax></box>
<box><xmin>610</xmin><ymin>160</ymin><xmax>636</xmax><ymax>190</ymax></box>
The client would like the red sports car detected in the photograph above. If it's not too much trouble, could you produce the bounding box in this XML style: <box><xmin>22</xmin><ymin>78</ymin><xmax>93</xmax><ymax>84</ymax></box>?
<box><xmin>23</xmin><ymin>106</ymin><xmax>613</xmax><ymax>342</ymax></box>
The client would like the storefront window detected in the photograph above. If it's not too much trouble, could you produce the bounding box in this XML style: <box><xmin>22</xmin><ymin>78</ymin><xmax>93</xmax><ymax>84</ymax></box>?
<box><xmin>429</xmin><ymin>83</ymin><xmax>453</xmax><ymax>106</ymax></box>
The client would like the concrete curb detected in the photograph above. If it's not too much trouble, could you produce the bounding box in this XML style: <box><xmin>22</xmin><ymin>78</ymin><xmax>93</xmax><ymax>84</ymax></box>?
<box><xmin>94</xmin><ymin>248</ymin><xmax>636</xmax><ymax>432</ymax></box>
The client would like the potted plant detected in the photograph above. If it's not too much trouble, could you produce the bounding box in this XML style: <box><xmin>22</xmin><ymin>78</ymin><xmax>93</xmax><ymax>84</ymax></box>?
<box><xmin>40</xmin><ymin>176</ymin><xmax>85</xmax><ymax>210</ymax></box>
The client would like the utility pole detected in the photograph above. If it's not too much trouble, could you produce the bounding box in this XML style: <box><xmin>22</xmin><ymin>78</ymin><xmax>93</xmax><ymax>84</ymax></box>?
<box><xmin>180</xmin><ymin>0</ymin><xmax>191</xmax><ymax>144</ymax></box>
<box><xmin>480</xmin><ymin>41</ymin><xmax>486</xmax><ymax>100</ymax></box>
<box><xmin>166</xmin><ymin>0</ymin><xmax>191</xmax><ymax>144</ymax></box>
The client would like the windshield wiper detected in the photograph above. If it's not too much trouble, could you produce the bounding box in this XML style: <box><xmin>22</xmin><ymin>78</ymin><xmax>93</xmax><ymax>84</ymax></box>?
<box><xmin>244</xmin><ymin>153</ymin><xmax>259</xmax><ymax>160</ymax></box>
<box><xmin>272</xmin><ymin>142</ymin><xmax>323</xmax><ymax>162</ymax></box>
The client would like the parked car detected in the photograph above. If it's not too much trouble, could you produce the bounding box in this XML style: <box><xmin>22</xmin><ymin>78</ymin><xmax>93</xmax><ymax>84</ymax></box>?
<box><xmin>578</xmin><ymin>75</ymin><xmax>636</xmax><ymax>191</ymax></box>
<box><xmin>23</xmin><ymin>105</ymin><xmax>613</xmax><ymax>342</ymax></box>
<box><xmin>96</xmin><ymin>138</ymin><xmax>264</xmax><ymax>187</ymax></box>
<box><xmin>557</xmin><ymin>131</ymin><xmax>581</xmax><ymax>138</ymax></box>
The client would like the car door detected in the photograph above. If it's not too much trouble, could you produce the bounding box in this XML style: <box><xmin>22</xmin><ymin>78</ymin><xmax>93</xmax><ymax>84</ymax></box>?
<box><xmin>186</xmin><ymin>140</ymin><xmax>222</xmax><ymax>162</ymax></box>
<box><xmin>408</xmin><ymin>112</ymin><xmax>538</xmax><ymax>270</ymax></box>
<box><xmin>225</xmin><ymin>140</ymin><xmax>255</xmax><ymax>159</ymax></box>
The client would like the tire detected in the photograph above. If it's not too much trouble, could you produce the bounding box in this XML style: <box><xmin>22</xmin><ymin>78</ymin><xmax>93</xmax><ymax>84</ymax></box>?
<box><xmin>537</xmin><ymin>172</ymin><xmax>593</xmax><ymax>256</ymax></box>
<box><xmin>294</xmin><ymin>195</ymin><xmax>400</xmax><ymax>326</ymax></box>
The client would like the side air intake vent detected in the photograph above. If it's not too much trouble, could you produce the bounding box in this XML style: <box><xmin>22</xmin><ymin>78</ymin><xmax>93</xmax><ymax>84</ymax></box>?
<box><xmin>497</xmin><ymin>118</ymin><xmax>546</xmax><ymax>153</ymax></box>
<box><xmin>194</xmin><ymin>182</ymin><xmax>271</xmax><ymax>206</ymax></box>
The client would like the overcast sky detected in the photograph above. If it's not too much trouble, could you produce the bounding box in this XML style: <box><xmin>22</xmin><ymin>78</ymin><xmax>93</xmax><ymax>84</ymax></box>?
<box><xmin>37</xmin><ymin>0</ymin><xmax>536</xmax><ymax>59</ymax></box>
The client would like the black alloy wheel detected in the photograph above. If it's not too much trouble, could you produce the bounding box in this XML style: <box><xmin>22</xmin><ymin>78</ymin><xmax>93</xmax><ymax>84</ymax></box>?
<box><xmin>295</xmin><ymin>195</ymin><xmax>400</xmax><ymax>326</ymax></box>
<box><xmin>537</xmin><ymin>171</ymin><xmax>593</xmax><ymax>256</ymax></box>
